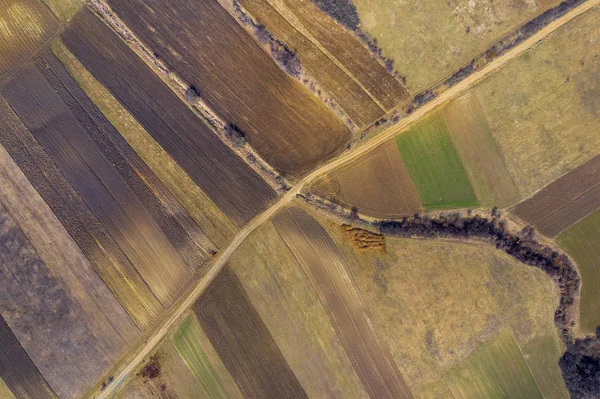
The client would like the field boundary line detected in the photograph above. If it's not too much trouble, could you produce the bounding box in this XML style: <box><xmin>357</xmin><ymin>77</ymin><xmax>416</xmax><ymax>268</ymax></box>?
<box><xmin>87</xmin><ymin>1</ymin><xmax>597</xmax><ymax>396</ymax></box>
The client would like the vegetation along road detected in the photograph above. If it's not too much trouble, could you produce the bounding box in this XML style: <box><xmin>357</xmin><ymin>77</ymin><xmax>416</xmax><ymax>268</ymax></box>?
<box><xmin>91</xmin><ymin>0</ymin><xmax>600</xmax><ymax>396</ymax></box>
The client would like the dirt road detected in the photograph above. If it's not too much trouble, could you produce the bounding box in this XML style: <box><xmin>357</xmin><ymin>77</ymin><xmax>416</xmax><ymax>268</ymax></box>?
<box><xmin>90</xmin><ymin>0</ymin><xmax>599</xmax><ymax>396</ymax></box>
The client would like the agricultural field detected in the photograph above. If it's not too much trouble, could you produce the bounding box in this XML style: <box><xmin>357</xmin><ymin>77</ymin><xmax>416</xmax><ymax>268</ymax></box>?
<box><xmin>352</xmin><ymin>0</ymin><xmax>562</xmax><ymax>92</ymax></box>
<box><xmin>0</xmin><ymin>125</ymin><xmax>139</xmax><ymax>398</ymax></box>
<box><xmin>0</xmin><ymin>198</ymin><xmax>137</xmax><ymax>399</ymax></box>
<box><xmin>521</xmin><ymin>333</ymin><xmax>570</xmax><ymax>399</ymax></box>
<box><xmin>470</xmin><ymin>5</ymin><xmax>600</xmax><ymax>199</ymax></box>
<box><xmin>51</xmin><ymin>39</ymin><xmax>238</xmax><ymax>248</ymax></box>
<box><xmin>512</xmin><ymin>154</ymin><xmax>600</xmax><ymax>237</ymax></box>
<box><xmin>102</xmin><ymin>0</ymin><xmax>351</xmax><ymax>177</ymax></box>
<box><xmin>173</xmin><ymin>314</ymin><xmax>245</xmax><ymax>398</ymax></box>
<box><xmin>311</xmin><ymin>141</ymin><xmax>422</xmax><ymax>218</ymax></box>
<box><xmin>62</xmin><ymin>7</ymin><xmax>277</xmax><ymax>225</ymax></box>
<box><xmin>273</xmin><ymin>207</ymin><xmax>413</xmax><ymax>399</ymax></box>
<box><xmin>0</xmin><ymin>95</ymin><xmax>164</xmax><ymax>330</ymax></box>
<box><xmin>0</xmin><ymin>0</ymin><xmax>59</xmax><ymax>82</ymax></box>
<box><xmin>442</xmin><ymin>93</ymin><xmax>520</xmax><ymax>208</ymax></box>
<box><xmin>0</xmin><ymin>0</ymin><xmax>597</xmax><ymax>398</ymax></box>
<box><xmin>194</xmin><ymin>267</ymin><xmax>308</xmax><ymax>398</ymax></box>
<box><xmin>0</xmin><ymin>315</ymin><xmax>56</xmax><ymax>399</ymax></box>
<box><xmin>229</xmin><ymin>220</ymin><xmax>368</xmax><ymax>398</ymax></box>
<box><xmin>558</xmin><ymin>210</ymin><xmax>600</xmax><ymax>334</ymax></box>
<box><xmin>234</xmin><ymin>0</ymin><xmax>384</xmax><ymax>127</ymax></box>
<box><xmin>1</xmin><ymin>51</ymin><xmax>218</xmax><ymax>325</ymax></box>
<box><xmin>325</xmin><ymin>219</ymin><xmax>566</xmax><ymax>398</ymax></box>
<box><xmin>445</xmin><ymin>328</ymin><xmax>543</xmax><ymax>399</ymax></box>
<box><xmin>396</xmin><ymin>113</ymin><xmax>478</xmax><ymax>210</ymax></box>
<box><xmin>114</xmin><ymin>331</ymin><xmax>214</xmax><ymax>398</ymax></box>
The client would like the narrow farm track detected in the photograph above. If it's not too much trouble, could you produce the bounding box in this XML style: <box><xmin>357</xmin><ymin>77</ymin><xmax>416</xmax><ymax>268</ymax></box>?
<box><xmin>90</xmin><ymin>1</ymin><xmax>599</xmax><ymax>397</ymax></box>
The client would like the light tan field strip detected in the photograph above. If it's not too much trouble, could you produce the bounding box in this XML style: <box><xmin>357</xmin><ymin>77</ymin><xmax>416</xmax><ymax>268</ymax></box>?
<box><xmin>90</xmin><ymin>1</ymin><xmax>599</xmax><ymax>396</ymax></box>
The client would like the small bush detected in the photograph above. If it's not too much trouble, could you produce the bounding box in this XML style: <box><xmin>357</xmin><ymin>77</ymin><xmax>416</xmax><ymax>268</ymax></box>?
<box><xmin>224</xmin><ymin>123</ymin><xmax>246</xmax><ymax>148</ymax></box>
<box><xmin>184</xmin><ymin>85</ymin><xmax>201</xmax><ymax>103</ymax></box>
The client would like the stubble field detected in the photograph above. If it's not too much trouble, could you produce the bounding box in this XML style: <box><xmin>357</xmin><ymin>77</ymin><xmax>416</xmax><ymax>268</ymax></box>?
<box><xmin>0</xmin><ymin>0</ymin><xmax>58</xmax><ymax>81</ymax></box>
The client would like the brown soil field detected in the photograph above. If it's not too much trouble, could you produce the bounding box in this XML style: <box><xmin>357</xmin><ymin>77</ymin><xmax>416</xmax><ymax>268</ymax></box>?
<box><xmin>353</xmin><ymin>0</ymin><xmax>561</xmax><ymax>93</ymax></box>
<box><xmin>62</xmin><ymin>7</ymin><xmax>277</xmax><ymax>225</ymax></box>
<box><xmin>194</xmin><ymin>267</ymin><xmax>308</xmax><ymax>398</ymax></box>
<box><xmin>0</xmin><ymin>97</ymin><xmax>162</xmax><ymax>330</ymax></box>
<box><xmin>229</xmin><ymin>221</ymin><xmax>368</xmax><ymax>398</ymax></box>
<box><xmin>3</xmin><ymin>58</ymin><xmax>198</xmax><ymax>306</ymax></box>
<box><xmin>274</xmin><ymin>207</ymin><xmax>414</xmax><ymax>399</ymax></box>
<box><xmin>0</xmin><ymin>135</ymin><xmax>140</xmax><ymax>395</ymax></box>
<box><xmin>0</xmin><ymin>0</ymin><xmax>59</xmax><ymax>82</ymax></box>
<box><xmin>51</xmin><ymin>40</ymin><xmax>238</xmax><ymax>248</ymax></box>
<box><xmin>312</xmin><ymin>141</ymin><xmax>422</xmax><ymax>218</ymax></box>
<box><xmin>472</xmin><ymin>5</ymin><xmax>600</xmax><ymax>199</ymax></box>
<box><xmin>269</xmin><ymin>0</ymin><xmax>409</xmax><ymax>109</ymax></box>
<box><xmin>101</xmin><ymin>0</ymin><xmax>350</xmax><ymax>177</ymax></box>
<box><xmin>0</xmin><ymin>315</ymin><xmax>55</xmax><ymax>399</ymax></box>
<box><xmin>0</xmin><ymin>202</ymin><xmax>134</xmax><ymax>398</ymax></box>
<box><xmin>443</xmin><ymin>93</ymin><xmax>519</xmax><ymax>208</ymax></box>
<box><xmin>325</xmin><ymin>223</ymin><xmax>564</xmax><ymax>395</ymax></box>
<box><xmin>236</xmin><ymin>0</ymin><xmax>384</xmax><ymax>127</ymax></box>
<box><xmin>512</xmin><ymin>154</ymin><xmax>600</xmax><ymax>237</ymax></box>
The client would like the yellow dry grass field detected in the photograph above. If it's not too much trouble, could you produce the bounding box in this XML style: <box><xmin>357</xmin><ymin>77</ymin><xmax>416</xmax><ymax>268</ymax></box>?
<box><xmin>0</xmin><ymin>0</ymin><xmax>59</xmax><ymax>80</ymax></box>
<box><xmin>0</xmin><ymin>378</ymin><xmax>15</xmax><ymax>399</ymax></box>
<box><xmin>235</xmin><ymin>0</ymin><xmax>384</xmax><ymax>127</ymax></box>
<box><xmin>51</xmin><ymin>40</ymin><xmax>237</xmax><ymax>248</ymax></box>
<box><xmin>326</xmin><ymin>222</ymin><xmax>564</xmax><ymax>395</ymax></box>
<box><xmin>311</xmin><ymin>141</ymin><xmax>422</xmax><ymax>218</ymax></box>
<box><xmin>228</xmin><ymin>220</ymin><xmax>368</xmax><ymax>398</ymax></box>
<box><xmin>353</xmin><ymin>0</ymin><xmax>561</xmax><ymax>93</ymax></box>
<box><xmin>472</xmin><ymin>6</ymin><xmax>600</xmax><ymax>199</ymax></box>
<box><xmin>443</xmin><ymin>93</ymin><xmax>519</xmax><ymax>208</ymax></box>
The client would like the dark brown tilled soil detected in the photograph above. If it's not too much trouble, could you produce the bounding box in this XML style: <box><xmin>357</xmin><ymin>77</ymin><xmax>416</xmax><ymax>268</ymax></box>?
<box><xmin>0</xmin><ymin>315</ymin><xmax>55</xmax><ymax>399</ymax></box>
<box><xmin>62</xmin><ymin>7</ymin><xmax>277</xmax><ymax>224</ymax></box>
<box><xmin>194</xmin><ymin>267</ymin><xmax>308</xmax><ymax>399</ymax></box>
<box><xmin>512</xmin><ymin>154</ymin><xmax>600</xmax><ymax>237</ymax></box>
